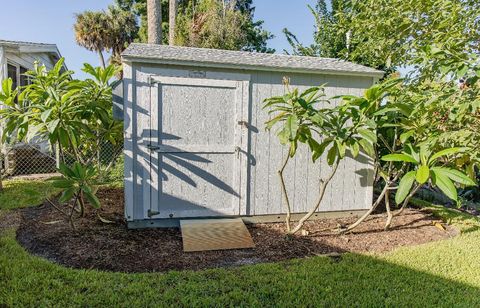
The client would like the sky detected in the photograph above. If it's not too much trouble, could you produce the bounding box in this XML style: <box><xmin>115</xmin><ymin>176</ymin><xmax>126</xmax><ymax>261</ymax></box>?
<box><xmin>0</xmin><ymin>0</ymin><xmax>318</xmax><ymax>79</ymax></box>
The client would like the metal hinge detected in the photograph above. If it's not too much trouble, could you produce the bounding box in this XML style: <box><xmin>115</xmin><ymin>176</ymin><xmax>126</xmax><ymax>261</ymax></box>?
<box><xmin>147</xmin><ymin>209</ymin><xmax>160</xmax><ymax>217</ymax></box>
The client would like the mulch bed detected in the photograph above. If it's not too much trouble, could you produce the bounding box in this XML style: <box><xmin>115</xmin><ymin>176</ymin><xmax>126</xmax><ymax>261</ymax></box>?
<box><xmin>15</xmin><ymin>188</ymin><xmax>458</xmax><ymax>273</ymax></box>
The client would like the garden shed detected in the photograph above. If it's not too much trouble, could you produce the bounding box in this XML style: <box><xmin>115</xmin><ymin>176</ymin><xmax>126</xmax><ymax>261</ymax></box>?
<box><xmin>121</xmin><ymin>43</ymin><xmax>384</xmax><ymax>228</ymax></box>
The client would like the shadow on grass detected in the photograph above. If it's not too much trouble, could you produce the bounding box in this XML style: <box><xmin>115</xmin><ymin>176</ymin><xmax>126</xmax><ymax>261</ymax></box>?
<box><xmin>1</xmin><ymin>227</ymin><xmax>479</xmax><ymax>306</ymax></box>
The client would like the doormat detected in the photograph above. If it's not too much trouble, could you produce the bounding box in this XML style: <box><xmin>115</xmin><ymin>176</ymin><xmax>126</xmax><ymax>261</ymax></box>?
<box><xmin>180</xmin><ymin>218</ymin><xmax>255</xmax><ymax>252</ymax></box>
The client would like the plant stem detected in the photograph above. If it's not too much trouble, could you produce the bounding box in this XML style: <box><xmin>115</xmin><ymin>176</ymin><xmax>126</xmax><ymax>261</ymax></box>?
<box><xmin>384</xmin><ymin>189</ymin><xmax>393</xmax><ymax>230</ymax></box>
<box><xmin>278</xmin><ymin>149</ymin><xmax>292</xmax><ymax>232</ymax></box>
<box><xmin>341</xmin><ymin>181</ymin><xmax>389</xmax><ymax>234</ymax></box>
<box><xmin>395</xmin><ymin>183</ymin><xmax>422</xmax><ymax>216</ymax></box>
<box><xmin>288</xmin><ymin>158</ymin><xmax>340</xmax><ymax>235</ymax></box>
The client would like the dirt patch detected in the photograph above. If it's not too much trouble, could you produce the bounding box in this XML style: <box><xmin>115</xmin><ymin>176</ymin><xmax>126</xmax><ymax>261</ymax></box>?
<box><xmin>15</xmin><ymin>188</ymin><xmax>458</xmax><ymax>273</ymax></box>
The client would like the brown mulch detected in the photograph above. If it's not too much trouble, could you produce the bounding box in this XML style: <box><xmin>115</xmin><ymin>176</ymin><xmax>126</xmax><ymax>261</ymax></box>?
<box><xmin>15</xmin><ymin>188</ymin><xmax>458</xmax><ymax>273</ymax></box>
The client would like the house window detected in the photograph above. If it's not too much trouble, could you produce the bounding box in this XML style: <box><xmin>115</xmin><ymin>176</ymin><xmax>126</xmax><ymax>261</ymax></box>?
<box><xmin>7</xmin><ymin>64</ymin><xmax>18</xmax><ymax>89</ymax></box>
<box><xmin>7</xmin><ymin>62</ymin><xmax>30</xmax><ymax>89</ymax></box>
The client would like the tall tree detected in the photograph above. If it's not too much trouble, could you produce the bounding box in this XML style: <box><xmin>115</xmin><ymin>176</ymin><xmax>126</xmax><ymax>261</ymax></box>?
<box><xmin>74</xmin><ymin>7</ymin><xmax>138</xmax><ymax>69</ymax></box>
<box><xmin>106</xmin><ymin>5</ymin><xmax>138</xmax><ymax>65</ymax></box>
<box><xmin>74</xmin><ymin>11</ymin><xmax>111</xmax><ymax>68</ymax></box>
<box><xmin>336</xmin><ymin>0</ymin><xmax>480</xmax><ymax>74</ymax></box>
<box><xmin>116</xmin><ymin>0</ymin><xmax>273</xmax><ymax>52</ymax></box>
<box><xmin>147</xmin><ymin>0</ymin><xmax>163</xmax><ymax>44</ymax></box>
<box><xmin>283</xmin><ymin>0</ymin><xmax>390</xmax><ymax>73</ymax></box>
<box><xmin>169</xmin><ymin>0</ymin><xmax>178</xmax><ymax>45</ymax></box>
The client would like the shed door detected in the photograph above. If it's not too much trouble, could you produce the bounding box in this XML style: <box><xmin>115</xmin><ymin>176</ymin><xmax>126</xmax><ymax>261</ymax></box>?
<box><xmin>147</xmin><ymin>76</ymin><xmax>249</xmax><ymax>219</ymax></box>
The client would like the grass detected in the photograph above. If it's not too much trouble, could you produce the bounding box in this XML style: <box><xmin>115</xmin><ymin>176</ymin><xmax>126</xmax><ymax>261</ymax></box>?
<box><xmin>0</xmin><ymin>179</ymin><xmax>60</xmax><ymax>211</ymax></box>
<box><xmin>1</xmin><ymin>180</ymin><xmax>480</xmax><ymax>306</ymax></box>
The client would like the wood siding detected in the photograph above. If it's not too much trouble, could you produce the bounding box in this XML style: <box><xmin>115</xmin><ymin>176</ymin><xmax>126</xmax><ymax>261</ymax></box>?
<box><xmin>124</xmin><ymin>63</ymin><xmax>375</xmax><ymax>222</ymax></box>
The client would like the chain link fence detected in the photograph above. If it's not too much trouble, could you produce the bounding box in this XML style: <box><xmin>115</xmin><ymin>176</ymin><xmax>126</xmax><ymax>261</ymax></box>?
<box><xmin>1</xmin><ymin>140</ymin><xmax>123</xmax><ymax>180</ymax></box>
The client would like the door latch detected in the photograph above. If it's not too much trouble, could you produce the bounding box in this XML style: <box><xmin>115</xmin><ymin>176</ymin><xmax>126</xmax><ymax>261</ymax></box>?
<box><xmin>147</xmin><ymin>144</ymin><xmax>160</xmax><ymax>151</ymax></box>
<box><xmin>235</xmin><ymin>146</ymin><xmax>241</xmax><ymax>158</ymax></box>
<box><xmin>237</xmin><ymin>120</ymin><xmax>249</xmax><ymax>128</ymax></box>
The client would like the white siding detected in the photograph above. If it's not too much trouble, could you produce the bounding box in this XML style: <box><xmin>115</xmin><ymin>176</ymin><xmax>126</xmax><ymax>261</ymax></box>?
<box><xmin>5</xmin><ymin>51</ymin><xmax>56</xmax><ymax>70</ymax></box>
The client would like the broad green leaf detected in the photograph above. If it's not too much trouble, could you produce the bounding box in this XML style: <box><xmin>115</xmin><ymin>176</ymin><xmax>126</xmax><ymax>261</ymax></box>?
<box><xmin>431</xmin><ymin>170</ymin><xmax>458</xmax><ymax>201</ymax></box>
<box><xmin>52</xmin><ymin>179</ymin><xmax>75</xmax><ymax>189</ymax></box>
<box><xmin>47</xmin><ymin>119</ymin><xmax>60</xmax><ymax>134</ymax></box>
<box><xmin>358</xmin><ymin>128</ymin><xmax>377</xmax><ymax>143</ymax></box>
<box><xmin>289</xmin><ymin>140</ymin><xmax>297</xmax><ymax>157</ymax></box>
<box><xmin>327</xmin><ymin>145</ymin><xmax>337</xmax><ymax>166</ymax></box>
<box><xmin>396</xmin><ymin>171</ymin><xmax>416</xmax><ymax>204</ymax></box>
<box><xmin>83</xmin><ymin>190</ymin><xmax>101</xmax><ymax>209</ymax></box>
<box><xmin>400</xmin><ymin>130</ymin><xmax>414</xmax><ymax>143</ymax></box>
<box><xmin>429</xmin><ymin>147</ymin><xmax>467</xmax><ymax>164</ymax></box>
<box><xmin>40</xmin><ymin>109</ymin><xmax>53</xmax><ymax>123</ymax></box>
<box><xmin>59</xmin><ymin>187</ymin><xmax>77</xmax><ymax>204</ymax></box>
<box><xmin>382</xmin><ymin>153</ymin><xmax>418</xmax><ymax>163</ymax></box>
<box><xmin>431</xmin><ymin>167</ymin><xmax>476</xmax><ymax>186</ymax></box>
<box><xmin>350</xmin><ymin>141</ymin><xmax>360</xmax><ymax>158</ymax></box>
<box><xmin>415</xmin><ymin>165</ymin><xmax>430</xmax><ymax>184</ymax></box>
<box><xmin>58</xmin><ymin>163</ymin><xmax>75</xmax><ymax>178</ymax></box>
<box><xmin>285</xmin><ymin>115</ymin><xmax>299</xmax><ymax>141</ymax></box>
<box><xmin>265</xmin><ymin>111</ymin><xmax>287</xmax><ymax>130</ymax></box>
<box><xmin>358</xmin><ymin>139</ymin><xmax>374</xmax><ymax>157</ymax></box>
<box><xmin>336</xmin><ymin>140</ymin><xmax>346</xmax><ymax>158</ymax></box>
<box><xmin>310</xmin><ymin>138</ymin><xmax>332</xmax><ymax>162</ymax></box>
<box><xmin>277</xmin><ymin>127</ymin><xmax>290</xmax><ymax>145</ymax></box>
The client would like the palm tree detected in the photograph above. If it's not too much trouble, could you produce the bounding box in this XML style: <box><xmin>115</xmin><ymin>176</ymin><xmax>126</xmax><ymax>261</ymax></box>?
<box><xmin>106</xmin><ymin>5</ymin><xmax>138</xmax><ymax>65</ymax></box>
<box><xmin>74</xmin><ymin>11</ymin><xmax>110</xmax><ymax>68</ymax></box>
<box><xmin>169</xmin><ymin>0</ymin><xmax>177</xmax><ymax>45</ymax></box>
<box><xmin>147</xmin><ymin>0</ymin><xmax>163</xmax><ymax>44</ymax></box>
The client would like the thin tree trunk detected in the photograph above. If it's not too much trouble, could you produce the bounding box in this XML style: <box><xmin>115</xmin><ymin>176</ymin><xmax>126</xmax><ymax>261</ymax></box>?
<box><xmin>98</xmin><ymin>51</ymin><xmax>106</xmax><ymax>69</ymax></box>
<box><xmin>147</xmin><ymin>0</ymin><xmax>163</xmax><ymax>44</ymax></box>
<box><xmin>288</xmin><ymin>159</ymin><xmax>340</xmax><ymax>235</ymax></box>
<box><xmin>341</xmin><ymin>182</ymin><xmax>389</xmax><ymax>234</ymax></box>
<box><xmin>169</xmin><ymin>0</ymin><xmax>178</xmax><ymax>45</ymax></box>
<box><xmin>278</xmin><ymin>151</ymin><xmax>292</xmax><ymax>232</ymax></box>
<box><xmin>384</xmin><ymin>189</ymin><xmax>393</xmax><ymax>230</ymax></box>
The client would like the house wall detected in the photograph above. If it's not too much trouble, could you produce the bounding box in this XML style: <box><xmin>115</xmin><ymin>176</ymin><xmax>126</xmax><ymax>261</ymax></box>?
<box><xmin>124</xmin><ymin>62</ymin><xmax>375</xmax><ymax>225</ymax></box>
<box><xmin>0</xmin><ymin>50</ymin><xmax>57</xmax><ymax>152</ymax></box>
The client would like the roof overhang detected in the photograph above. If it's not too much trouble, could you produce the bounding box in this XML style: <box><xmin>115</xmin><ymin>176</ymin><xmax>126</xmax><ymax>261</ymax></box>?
<box><xmin>122</xmin><ymin>56</ymin><xmax>385</xmax><ymax>79</ymax></box>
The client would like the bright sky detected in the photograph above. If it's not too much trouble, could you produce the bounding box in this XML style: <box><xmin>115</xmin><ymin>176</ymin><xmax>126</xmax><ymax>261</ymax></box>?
<box><xmin>0</xmin><ymin>0</ymin><xmax>318</xmax><ymax>79</ymax></box>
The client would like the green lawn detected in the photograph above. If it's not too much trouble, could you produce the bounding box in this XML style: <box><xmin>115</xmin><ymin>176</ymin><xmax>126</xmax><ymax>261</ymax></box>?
<box><xmin>1</xmin><ymin>180</ymin><xmax>480</xmax><ymax>306</ymax></box>
<box><xmin>0</xmin><ymin>179</ymin><xmax>60</xmax><ymax>211</ymax></box>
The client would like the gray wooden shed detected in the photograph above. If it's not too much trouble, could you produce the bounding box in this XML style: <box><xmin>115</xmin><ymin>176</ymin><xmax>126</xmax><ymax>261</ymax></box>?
<box><xmin>121</xmin><ymin>43</ymin><xmax>383</xmax><ymax>228</ymax></box>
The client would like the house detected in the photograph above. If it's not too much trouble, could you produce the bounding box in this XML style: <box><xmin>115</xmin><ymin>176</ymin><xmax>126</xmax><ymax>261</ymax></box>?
<box><xmin>120</xmin><ymin>44</ymin><xmax>384</xmax><ymax>228</ymax></box>
<box><xmin>0</xmin><ymin>39</ymin><xmax>65</xmax><ymax>176</ymax></box>
<box><xmin>0</xmin><ymin>39</ymin><xmax>64</xmax><ymax>88</ymax></box>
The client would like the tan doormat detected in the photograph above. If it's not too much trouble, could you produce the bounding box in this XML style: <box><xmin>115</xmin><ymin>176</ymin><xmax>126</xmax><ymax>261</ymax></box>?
<box><xmin>180</xmin><ymin>218</ymin><xmax>255</xmax><ymax>252</ymax></box>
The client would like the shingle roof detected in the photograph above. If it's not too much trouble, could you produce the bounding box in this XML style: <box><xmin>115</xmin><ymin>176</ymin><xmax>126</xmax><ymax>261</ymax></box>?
<box><xmin>0</xmin><ymin>39</ymin><xmax>57</xmax><ymax>48</ymax></box>
<box><xmin>122</xmin><ymin>43</ymin><xmax>384</xmax><ymax>78</ymax></box>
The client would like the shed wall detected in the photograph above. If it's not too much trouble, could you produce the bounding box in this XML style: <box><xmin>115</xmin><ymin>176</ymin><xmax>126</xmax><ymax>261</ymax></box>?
<box><xmin>124</xmin><ymin>62</ymin><xmax>374</xmax><ymax>223</ymax></box>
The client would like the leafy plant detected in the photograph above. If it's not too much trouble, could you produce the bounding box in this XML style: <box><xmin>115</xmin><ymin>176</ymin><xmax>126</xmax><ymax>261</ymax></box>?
<box><xmin>0</xmin><ymin>60</ymin><xmax>122</xmax><ymax>226</ymax></box>
<box><xmin>382</xmin><ymin>146</ymin><xmax>476</xmax><ymax>207</ymax></box>
<box><xmin>49</xmin><ymin>162</ymin><xmax>101</xmax><ymax>228</ymax></box>
<box><xmin>264</xmin><ymin>78</ymin><xmax>376</xmax><ymax>234</ymax></box>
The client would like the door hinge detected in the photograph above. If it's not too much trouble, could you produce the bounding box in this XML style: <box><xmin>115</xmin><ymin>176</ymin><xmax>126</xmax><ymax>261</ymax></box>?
<box><xmin>147</xmin><ymin>209</ymin><xmax>160</xmax><ymax>217</ymax></box>
<box><xmin>147</xmin><ymin>75</ymin><xmax>159</xmax><ymax>85</ymax></box>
